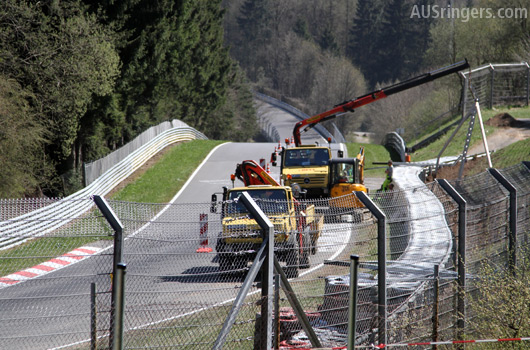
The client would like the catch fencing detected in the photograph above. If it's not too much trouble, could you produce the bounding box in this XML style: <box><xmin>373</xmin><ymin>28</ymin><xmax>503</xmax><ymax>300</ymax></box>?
<box><xmin>0</xmin><ymin>163</ymin><xmax>529</xmax><ymax>349</ymax></box>
<box><xmin>461</xmin><ymin>62</ymin><xmax>530</xmax><ymax>115</ymax></box>
<box><xmin>406</xmin><ymin>62</ymin><xmax>529</xmax><ymax>149</ymax></box>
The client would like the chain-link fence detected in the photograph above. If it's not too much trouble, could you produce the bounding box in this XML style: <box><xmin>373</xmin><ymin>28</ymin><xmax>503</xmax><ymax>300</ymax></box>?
<box><xmin>1</xmin><ymin>162</ymin><xmax>529</xmax><ymax>349</ymax></box>
<box><xmin>407</xmin><ymin>62</ymin><xmax>529</xmax><ymax>150</ymax></box>
<box><xmin>461</xmin><ymin>62</ymin><xmax>530</xmax><ymax>114</ymax></box>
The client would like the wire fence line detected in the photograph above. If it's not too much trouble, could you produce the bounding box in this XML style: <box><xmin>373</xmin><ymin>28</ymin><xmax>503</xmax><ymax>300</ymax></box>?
<box><xmin>0</xmin><ymin>162</ymin><xmax>528</xmax><ymax>349</ymax></box>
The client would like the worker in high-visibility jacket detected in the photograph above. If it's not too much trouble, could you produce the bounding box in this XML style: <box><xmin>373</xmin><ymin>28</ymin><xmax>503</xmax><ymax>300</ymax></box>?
<box><xmin>380</xmin><ymin>160</ymin><xmax>393</xmax><ymax>191</ymax></box>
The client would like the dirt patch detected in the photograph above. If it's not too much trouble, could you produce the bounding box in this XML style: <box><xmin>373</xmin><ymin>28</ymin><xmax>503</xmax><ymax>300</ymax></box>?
<box><xmin>466</xmin><ymin>113</ymin><xmax>530</xmax><ymax>155</ymax></box>
<box><xmin>486</xmin><ymin>112</ymin><xmax>517</xmax><ymax>127</ymax></box>
<box><xmin>486</xmin><ymin>112</ymin><xmax>530</xmax><ymax>128</ymax></box>
<box><xmin>428</xmin><ymin>156</ymin><xmax>489</xmax><ymax>181</ymax></box>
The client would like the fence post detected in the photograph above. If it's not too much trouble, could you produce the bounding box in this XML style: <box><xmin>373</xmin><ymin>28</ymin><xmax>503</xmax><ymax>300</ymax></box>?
<box><xmin>460</xmin><ymin>73</ymin><xmax>468</xmax><ymax>117</ymax></box>
<box><xmin>526</xmin><ymin>62</ymin><xmax>529</xmax><ymax>106</ymax></box>
<box><xmin>488</xmin><ymin>168</ymin><xmax>517</xmax><ymax>273</ymax></box>
<box><xmin>356</xmin><ymin>191</ymin><xmax>386</xmax><ymax>346</ymax></box>
<box><xmin>348</xmin><ymin>255</ymin><xmax>360</xmax><ymax>350</ymax></box>
<box><xmin>113</xmin><ymin>263</ymin><xmax>127</xmax><ymax>350</ymax></box>
<box><xmin>274</xmin><ymin>274</ymin><xmax>280</xmax><ymax>350</ymax></box>
<box><xmin>93</xmin><ymin>195</ymin><xmax>124</xmax><ymax>350</ymax></box>
<box><xmin>432</xmin><ymin>265</ymin><xmax>439</xmax><ymax>350</ymax></box>
<box><xmin>525</xmin><ymin>62</ymin><xmax>530</xmax><ymax>106</ymax></box>
<box><xmin>214</xmin><ymin>191</ymin><xmax>273</xmax><ymax>350</ymax></box>
<box><xmin>489</xmin><ymin>65</ymin><xmax>495</xmax><ymax>109</ymax></box>
<box><xmin>91</xmin><ymin>282</ymin><xmax>97</xmax><ymax>350</ymax></box>
<box><xmin>436</xmin><ymin>180</ymin><xmax>466</xmax><ymax>340</ymax></box>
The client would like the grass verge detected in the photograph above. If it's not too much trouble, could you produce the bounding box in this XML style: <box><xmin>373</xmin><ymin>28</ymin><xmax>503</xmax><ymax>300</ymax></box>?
<box><xmin>346</xmin><ymin>143</ymin><xmax>392</xmax><ymax>178</ymax></box>
<box><xmin>410</xmin><ymin>105</ymin><xmax>529</xmax><ymax>162</ymax></box>
<box><xmin>111</xmin><ymin>139</ymin><xmax>225</xmax><ymax>202</ymax></box>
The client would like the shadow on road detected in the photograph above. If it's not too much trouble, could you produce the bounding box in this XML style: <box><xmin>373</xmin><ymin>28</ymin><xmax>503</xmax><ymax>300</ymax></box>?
<box><xmin>158</xmin><ymin>266</ymin><xmax>248</xmax><ymax>283</ymax></box>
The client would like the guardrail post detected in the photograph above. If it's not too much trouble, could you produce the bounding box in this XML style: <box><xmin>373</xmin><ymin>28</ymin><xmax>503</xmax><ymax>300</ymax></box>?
<box><xmin>436</xmin><ymin>180</ymin><xmax>466</xmax><ymax>340</ymax></box>
<box><xmin>93</xmin><ymin>195</ymin><xmax>125</xmax><ymax>350</ymax></box>
<box><xmin>488</xmin><ymin>168</ymin><xmax>517</xmax><ymax>273</ymax></box>
<box><xmin>355</xmin><ymin>191</ymin><xmax>386</xmax><ymax>346</ymax></box>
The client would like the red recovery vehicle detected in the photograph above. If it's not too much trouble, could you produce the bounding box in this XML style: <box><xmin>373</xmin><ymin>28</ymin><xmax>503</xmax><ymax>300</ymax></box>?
<box><xmin>274</xmin><ymin>60</ymin><xmax>470</xmax><ymax>198</ymax></box>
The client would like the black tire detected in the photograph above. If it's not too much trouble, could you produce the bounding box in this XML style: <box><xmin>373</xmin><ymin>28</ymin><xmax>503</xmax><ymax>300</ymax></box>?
<box><xmin>218</xmin><ymin>254</ymin><xmax>233</xmax><ymax>272</ymax></box>
<box><xmin>311</xmin><ymin>238</ymin><xmax>318</xmax><ymax>255</ymax></box>
<box><xmin>299</xmin><ymin>230</ymin><xmax>311</xmax><ymax>269</ymax></box>
<box><xmin>284</xmin><ymin>236</ymin><xmax>300</xmax><ymax>278</ymax></box>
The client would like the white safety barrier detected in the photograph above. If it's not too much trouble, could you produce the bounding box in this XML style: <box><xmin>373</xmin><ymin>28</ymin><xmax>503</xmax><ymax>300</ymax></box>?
<box><xmin>0</xmin><ymin>123</ymin><xmax>207</xmax><ymax>250</ymax></box>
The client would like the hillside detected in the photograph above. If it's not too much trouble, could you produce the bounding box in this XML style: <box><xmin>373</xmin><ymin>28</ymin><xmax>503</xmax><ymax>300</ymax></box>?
<box><xmin>409</xmin><ymin>106</ymin><xmax>530</xmax><ymax>179</ymax></box>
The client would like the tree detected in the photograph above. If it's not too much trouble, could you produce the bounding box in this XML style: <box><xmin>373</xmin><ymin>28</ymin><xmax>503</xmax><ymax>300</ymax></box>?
<box><xmin>379</xmin><ymin>0</ymin><xmax>432</xmax><ymax>82</ymax></box>
<box><xmin>308</xmin><ymin>55</ymin><xmax>367</xmax><ymax>138</ymax></box>
<box><xmin>0</xmin><ymin>76</ymin><xmax>48</xmax><ymax>197</ymax></box>
<box><xmin>235</xmin><ymin>0</ymin><xmax>271</xmax><ymax>81</ymax></box>
<box><xmin>426</xmin><ymin>1</ymin><xmax>529</xmax><ymax>67</ymax></box>
<box><xmin>0</xmin><ymin>0</ymin><xmax>120</xmax><ymax>195</ymax></box>
<box><xmin>468</xmin><ymin>256</ymin><xmax>530</xmax><ymax>349</ymax></box>
<box><xmin>208</xmin><ymin>64</ymin><xmax>258</xmax><ymax>141</ymax></box>
<box><xmin>348</xmin><ymin>0</ymin><xmax>386</xmax><ymax>87</ymax></box>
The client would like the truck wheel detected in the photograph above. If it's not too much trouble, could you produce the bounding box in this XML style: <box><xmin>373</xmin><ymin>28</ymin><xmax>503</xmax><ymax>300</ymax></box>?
<box><xmin>284</xmin><ymin>238</ymin><xmax>299</xmax><ymax>278</ymax></box>
<box><xmin>311</xmin><ymin>238</ymin><xmax>318</xmax><ymax>255</ymax></box>
<box><xmin>299</xmin><ymin>230</ymin><xmax>311</xmax><ymax>269</ymax></box>
<box><xmin>219</xmin><ymin>255</ymin><xmax>233</xmax><ymax>272</ymax></box>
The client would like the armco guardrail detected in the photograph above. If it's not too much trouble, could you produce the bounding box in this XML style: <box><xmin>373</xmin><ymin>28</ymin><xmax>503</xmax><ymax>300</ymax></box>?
<box><xmin>382</xmin><ymin>131</ymin><xmax>407</xmax><ymax>162</ymax></box>
<box><xmin>0</xmin><ymin>122</ymin><xmax>207</xmax><ymax>250</ymax></box>
<box><xmin>84</xmin><ymin>119</ymin><xmax>198</xmax><ymax>185</ymax></box>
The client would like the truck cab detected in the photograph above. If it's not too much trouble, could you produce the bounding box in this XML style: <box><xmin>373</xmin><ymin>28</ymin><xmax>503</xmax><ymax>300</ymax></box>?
<box><xmin>328</xmin><ymin>158</ymin><xmax>367</xmax><ymax>209</ymax></box>
<box><xmin>279</xmin><ymin>146</ymin><xmax>331</xmax><ymax>198</ymax></box>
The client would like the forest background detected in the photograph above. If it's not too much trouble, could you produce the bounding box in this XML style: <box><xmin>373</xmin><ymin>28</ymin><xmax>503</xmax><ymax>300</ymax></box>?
<box><xmin>0</xmin><ymin>0</ymin><xmax>528</xmax><ymax>197</ymax></box>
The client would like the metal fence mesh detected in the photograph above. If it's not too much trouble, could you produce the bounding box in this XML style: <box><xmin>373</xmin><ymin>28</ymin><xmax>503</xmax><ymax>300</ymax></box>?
<box><xmin>462</xmin><ymin>63</ymin><xmax>530</xmax><ymax>114</ymax></box>
<box><xmin>1</xmin><ymin>163</ymin><xmax>530</xmax><ymax>349</ymax></box>
<box><xmin>0</xmin><ymin>197</ymin><xmax>114</xmax><ymax>350</ymax></box>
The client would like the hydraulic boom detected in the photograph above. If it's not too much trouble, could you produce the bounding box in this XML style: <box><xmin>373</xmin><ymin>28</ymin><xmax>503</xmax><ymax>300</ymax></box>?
<box><xmin>292</xmin><ymin>60</ymin><xmax>470</xmax><ymax>146</ymax></box>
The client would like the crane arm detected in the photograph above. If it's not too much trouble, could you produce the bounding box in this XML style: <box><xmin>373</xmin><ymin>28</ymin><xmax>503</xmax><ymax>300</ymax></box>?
<box><xmin>292</xmin><ymin>59</ymin><xmax>470</xmax><ymax>146</ymax></box>
<box><xmin>234</xmin><ymin>160</ymin><xmax>280</xmax><ymax>186</ymax></box>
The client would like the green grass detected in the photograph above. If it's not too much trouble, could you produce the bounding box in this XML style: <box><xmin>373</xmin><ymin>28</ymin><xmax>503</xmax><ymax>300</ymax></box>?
<box><xmin>483</xmin><ymin>105</ymin><xmax>530</xmax><ymax>119</ymax></box>
<box><xmin>346</xmin><ymin>142</ymin><xmax>392</xmax><ymax>178</ymax></box>
<box><xmin>409</xmin><ymin>105</ymin><xmax>530</xmax><ymax>162</ymax></box>
<box><xmin>465</xmin><ymin>138</ymin><xmax>530</xmax><ymax>176</ymax></box>
<box><xmin>111</xmin><ymin>139</ymin><xmax>225</xmax><ymax>202</ymax></box>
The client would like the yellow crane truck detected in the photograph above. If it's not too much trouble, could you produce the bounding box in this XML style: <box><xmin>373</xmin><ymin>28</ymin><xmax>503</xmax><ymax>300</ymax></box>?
<box><xmin>211</xmin><ymin>161</ymin><xmax>324</xmax><ymax>278</ymax></box>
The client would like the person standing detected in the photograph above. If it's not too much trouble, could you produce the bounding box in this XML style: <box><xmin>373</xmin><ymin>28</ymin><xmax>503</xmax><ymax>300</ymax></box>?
<box><xmin>381</xmin><ymin>160</ymin><xmax>393</xmax><ymax>191</ymax></box>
